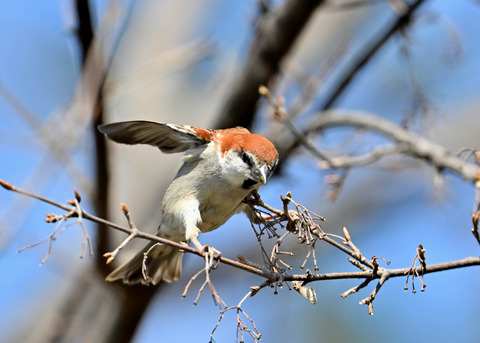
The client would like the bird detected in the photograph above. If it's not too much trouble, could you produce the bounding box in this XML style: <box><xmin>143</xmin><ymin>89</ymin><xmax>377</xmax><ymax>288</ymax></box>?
<box><xmin>98</xmin><ymin>120</ymin><xmax>279</xmax><ymax>285</ymax></box>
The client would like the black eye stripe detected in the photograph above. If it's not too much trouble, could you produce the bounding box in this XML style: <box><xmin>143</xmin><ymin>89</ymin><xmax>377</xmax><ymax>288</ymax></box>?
<box><xmin>241</xmin><ymin>151</ymin><xmax>254</xmax><ymax>168</ymax></box>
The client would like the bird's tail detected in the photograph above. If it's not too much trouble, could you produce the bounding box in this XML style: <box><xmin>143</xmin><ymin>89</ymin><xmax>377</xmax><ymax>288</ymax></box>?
<box><xmin>105</xmin><ymin>242</ymin><xmax>183</xmax><ymax>285</ymax></box>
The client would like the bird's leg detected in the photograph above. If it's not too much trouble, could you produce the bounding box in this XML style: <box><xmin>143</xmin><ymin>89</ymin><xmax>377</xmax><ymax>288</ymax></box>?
<box><xmin>185</xmin><ymin>222</ymin><xmax>221</xmax><ymax>269</ymax></box>
<box><xmin>191</xmin><ymin>237</ymin><xmax>204</xmax><ymax>251</ymax></box>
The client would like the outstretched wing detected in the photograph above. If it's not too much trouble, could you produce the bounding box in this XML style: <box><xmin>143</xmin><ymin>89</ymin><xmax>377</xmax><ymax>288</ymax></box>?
<box><xmin>98</xmin><ymin>121</ymin><xmax>210</xmax><ymax>153</ymax></box>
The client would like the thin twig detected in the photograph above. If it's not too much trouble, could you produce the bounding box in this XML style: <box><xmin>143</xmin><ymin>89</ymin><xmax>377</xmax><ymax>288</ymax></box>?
<box><xmin>359</xmin><ymin>273</ymin><xmax>389</xmax><ymax>316</ymax></box>
<box><xmin>73</xmin><ymin>197</ymin><xmax>93</xmax><ymax>259</ymax></box>
<box><xmin>340</xmin><ymin>277</ymin><xmax>373</xmax><ymax>298</ymax></box>
<box><xmin>103</xmin><ymin>203</ymin><xmax>139</xmax><ymax>264</ymax></box>
<box><xmin>16</xmin><ymin>188</ymin><xmax>92</xmax><ymax>263</ymax></box>
<box><xmin>17</xmin><ymin>215</ymin><xmax>68</xmax><ymax>264</ymax></box>
<box><xmin>260</xmin><ymin>85</ymin><xmax>333</xmax><ymax>164</ymax></box>
<box><xmin>405</xmin><ymin>244</ymin><xmax>427</xmax><ymax>293</ymax></box>
<box><xmin>210</xmin><ymin>291</ymin><xmax>261</xmax><ymax>343</ymax></box>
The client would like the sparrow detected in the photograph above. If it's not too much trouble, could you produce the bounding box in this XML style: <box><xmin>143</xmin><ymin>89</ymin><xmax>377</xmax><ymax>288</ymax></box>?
<box><xmin>98</xmin><ymin>120</ymin><xmax>278</xmax><ymax>285</ymax></box>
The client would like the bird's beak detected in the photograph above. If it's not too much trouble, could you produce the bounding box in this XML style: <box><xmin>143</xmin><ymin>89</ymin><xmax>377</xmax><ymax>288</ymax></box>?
<box><xmin>253</xmin><ymin>165</ymin><xmax>269</xmax><ymax>185</ymax></box>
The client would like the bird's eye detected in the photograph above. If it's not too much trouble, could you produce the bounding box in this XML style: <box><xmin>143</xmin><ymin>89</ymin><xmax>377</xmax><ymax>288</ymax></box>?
<box><xmin>241</xmin><ymin>151</ymin><xmax>254</xmax><ymax>168</ymax></box>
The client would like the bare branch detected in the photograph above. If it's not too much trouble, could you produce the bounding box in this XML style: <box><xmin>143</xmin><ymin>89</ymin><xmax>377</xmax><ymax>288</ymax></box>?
<box><xmin>3</xmin><ymin>179</ymin><xmax>480</xmax><ymax>319</ymax></box>
<box><xmin>326</xmin><ymin>145</ymin><xmax>408</xmax><ymax>169</ymax></box>
<box><xmin>260</xmin><ymin>85</ymin><xmax>333</xmax><ymax>164</ymax></box>
<box><xmin>283</xmin><ymin>37</ymin><xmax>352</xmax><ymax>120</ymax></box>
<box><xmin>1</xmin><ymin>180</ymin><xmax>269</xmax><ymax>278</ymax></box>
<box><xmin>210</xmin><ymin>291</ymin><xmax>261</xmax><ymax>343</ymax></box>
<box><xmin>320</xmin><ymin>0</ymin><xmax>427</xmax><ymax>110</ymax></box>
<box><xmin>304</xmin><ymin>110</ymin><xmax>479</xmax><ymax>181</ymax></box>
<box><xmin>404</xmin><ymin>244</ymin><xmax>427</xmax><ymax>293</ymax></box>
<box><xmin>359</xmin><ymin>273</ymin><xmax>389</xmax><ymax>316</ymax></box>
<box><xmin>271</xmin><ymin>0</ymin><xmax>430</xmax><ymax>170</ymax></box>
<box><xmin>103</xmin><ymin>203</ymin><xmax>139</xmax><ymax>264</ymax></box>
<box><xmin>215</xmin><ymin>0</ymin><xmax>325</xmax><ymax>129</ymax></box>
<box><xmin>4</xmin><ymin>179</ymin><xmax>480</xmax><ymax>281</ymax></box>
<box><xmin>0</xmin><ymin>81</ymin><xmax>92</xmax><ymax>192</ymax></box>
<box><xmin>183</xmin><ymin>247</ymin><xmax>226</xmax><ymax>309</ymax></box>
<box><xmin>16</xmin><ymin>189</ymin><xmax>92</xmax><ymax>263</ymax></box>
<box><xmin>340</xmin><ymin>277</ymin><xmax>373</xmax><ymax>298</ymax></box>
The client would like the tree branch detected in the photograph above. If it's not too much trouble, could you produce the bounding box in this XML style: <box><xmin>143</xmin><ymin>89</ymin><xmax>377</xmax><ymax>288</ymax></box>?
<box><xmin>3</xmin><ymin>178</ymin><xmax>479</xmax><ymax>287</ymax></box>
<box><xmin>307</xmin><ymin>110</ymin><xmax>480</xmax><ymax>181</ymax></box>
<box><xmin>273</xmin><ymin>0</ymin><xmax>430</xmax><ymax>167</ymax></box>
<box><xmin>71</xmin><ymin>3</ymin><xmax>158</xmax><ymax>342</ymax></box>
<box><xmin>320</xmin><ymin>0</ymin><xmax>428</xmax><ymax>110</ymax></box>
<box><xmin>275</xmin><ymin>110</ymin><xmax>480</xmax><ymax>182</ymax></box>
<box><xmin>215</xmin><ymin>0</ymin><xmax>325</xmax><ymax>129</ymax></box>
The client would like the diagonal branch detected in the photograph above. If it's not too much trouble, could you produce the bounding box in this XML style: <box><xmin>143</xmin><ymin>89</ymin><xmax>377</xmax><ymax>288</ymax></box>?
<box><xmin>274</xmin><ymin>0</ymin><xmax>429</xmax><ymax>167</ymax></box>
<box><xmin>320</xmin><ymin>0</ymin><xmax>428</xmax><ymax>110</ymax></box>
<box><xmin>215</xmin><ymin>0</ymin><xmax>325</xmax><ymax>129</ymax></box>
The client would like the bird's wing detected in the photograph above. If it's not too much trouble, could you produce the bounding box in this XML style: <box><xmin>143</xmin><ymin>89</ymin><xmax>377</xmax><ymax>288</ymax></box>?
<box><xmin>98</xmin><ymin>121</ymin><xmax>211</xmax><ymax>153</ymax></box>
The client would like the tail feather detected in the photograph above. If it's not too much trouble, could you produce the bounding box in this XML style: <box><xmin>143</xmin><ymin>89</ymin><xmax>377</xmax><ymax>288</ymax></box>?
<box><xmin>105</xmin><ymin>242</ymin><xmax>183</xmax><ymax>285</ymax></box>
<box><xmin>148</xmin><ymin>248</ymin><xmax>183</xmax><ymax>283</ymax></box>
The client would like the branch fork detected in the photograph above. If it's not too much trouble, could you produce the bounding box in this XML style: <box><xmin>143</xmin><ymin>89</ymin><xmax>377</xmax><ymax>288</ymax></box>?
<box><xmin>103</xmin><ymin>203</ymin><xmax>138</xmax><ymax>264</ymax></box>
<box><xmin>15</xmin><ymin>188</ymin><xmax>93</xmax><ymax>263</ymax></box>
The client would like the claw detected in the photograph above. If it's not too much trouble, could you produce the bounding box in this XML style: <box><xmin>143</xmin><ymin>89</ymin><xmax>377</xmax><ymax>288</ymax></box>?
<box><xmin>200</xmin><ymin>245</ymin><xmax>221</xmax><ymax>270</ymax></box>
<box><xmin>191</xmin><ymin>239</ymin><xmax>221</xmax><ymax>270</ymax></box>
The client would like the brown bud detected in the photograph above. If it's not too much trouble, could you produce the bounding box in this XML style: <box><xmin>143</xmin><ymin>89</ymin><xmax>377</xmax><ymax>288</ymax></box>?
<box><xmin>103</xmin><ymin>252</ymin><xmax>114</xmax><ymax>264</ymax></box>
<box><xmin>45</xmin><ymin>214</ymin><xmax>58</xmax><ymax>223</ymax></box>
<box><xmin>473</xmin><ymin>210</ymin><xmax>479</xmax><ymax>227</ymax></box>
<box><xmin>74</xmin><ymin>189</ymin><xmax>81</xmax><ymax>203</ymax></box>
<box><xmin>0</xmin><ymin>180</ymin><xmax>13</xmax><ymax>190</ymax></box>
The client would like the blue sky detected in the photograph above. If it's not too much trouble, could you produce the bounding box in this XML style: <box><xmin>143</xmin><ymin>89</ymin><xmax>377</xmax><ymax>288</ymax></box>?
<box><xmin>1</xmin><ymin>1</ymin><xmax>480</xmax><ymax>342</ymax></box>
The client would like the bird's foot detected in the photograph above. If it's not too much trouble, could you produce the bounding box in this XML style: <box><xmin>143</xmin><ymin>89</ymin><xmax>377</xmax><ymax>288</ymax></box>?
<box><xmin>203</xmin><ymin>245</ymin><xmax>221</xmax><ymax>270</ymax></box>
<box><xmin>192</xmin><ymin>238</ymin><xmax>221</xmax><ymax>270</ymax></box>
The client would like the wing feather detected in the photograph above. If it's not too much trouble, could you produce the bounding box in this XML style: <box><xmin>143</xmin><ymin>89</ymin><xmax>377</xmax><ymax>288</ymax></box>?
<box><xmin>98</xmin><ymin>121</ymin><xmax>209</xmax><ymax>153</ymax></box>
